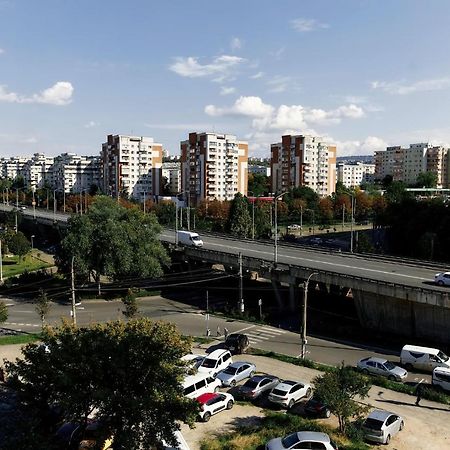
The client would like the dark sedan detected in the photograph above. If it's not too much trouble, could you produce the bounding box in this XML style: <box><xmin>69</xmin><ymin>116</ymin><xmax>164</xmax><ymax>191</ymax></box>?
<box><xmin>303</xmin><ymin>396</ymin><xmax>331</xmax><ymax>418</ymax></box>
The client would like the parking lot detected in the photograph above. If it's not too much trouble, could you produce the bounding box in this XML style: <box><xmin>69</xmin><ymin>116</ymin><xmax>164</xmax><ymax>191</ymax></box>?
<box><xmin>183</xmin><ymin>348</ymin><xmax>450</xmax><ymax>450</ymax></box>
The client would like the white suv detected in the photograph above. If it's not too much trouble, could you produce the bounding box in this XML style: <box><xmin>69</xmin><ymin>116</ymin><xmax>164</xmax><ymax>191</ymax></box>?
<box><xmin>268</xmin><ymin>380</ymin><xmax>312</xmax><ymax>408</ymax></box>
<box><xmin>196</xmin><ymin>392</ymin><xmax>234</xmax><ymax>422</ymax></box>
<box><xmin>197</xmin><ymin>349</ymin><xmax>233</xmax><ymax>376</ymax></box>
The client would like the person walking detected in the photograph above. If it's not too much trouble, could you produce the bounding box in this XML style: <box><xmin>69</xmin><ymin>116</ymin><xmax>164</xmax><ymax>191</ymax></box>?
<box><xmin>415</xmin><ymin>382</ymin><xmax>423</xmax><ymax>406</ymax></box>
<box><xmin>224</xmin><ymin>327</ymin><xmax>229</xmax><ymax>340</ymax></box>
<box><xmin>216</xmin><ymin>325</ymin><xmax>221</xmax><ymax>337</ymax></box>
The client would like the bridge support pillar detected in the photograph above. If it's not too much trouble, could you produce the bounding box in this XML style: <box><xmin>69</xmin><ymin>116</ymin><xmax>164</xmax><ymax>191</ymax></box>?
<box><xmin>289</xmin><ymin>279</ymin><xmax>299</xmax><ymax>312</ymax></box>
<box><xmin>271</xmin><ymin>279</ymin><xmax>283</xmax><ymax>308</ymax></box>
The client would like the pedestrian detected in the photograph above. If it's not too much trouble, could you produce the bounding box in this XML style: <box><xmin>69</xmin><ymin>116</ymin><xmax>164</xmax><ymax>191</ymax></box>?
<box><xmin>224</xmin><ymin>327</ymin><xmax>229</xmax><ymax>340</ymax></box>
<box><xmin>206</xmin><ymin>328</ymin><xmax>211</xmax><ymax>337</ymax></box>
<box><xmin>0</xmin><ymin>366</ymin><xmax>5</xmax><ymax>383</ymax></box>
<box><xmin>415</xmin><ymin>382</ymin><xmax>423</xmax><ymax>406</ymax></box>
<box><xmin>216</xmin><ymin>325</ymin><xmax>221</xmax><ymax>337</ymax></box>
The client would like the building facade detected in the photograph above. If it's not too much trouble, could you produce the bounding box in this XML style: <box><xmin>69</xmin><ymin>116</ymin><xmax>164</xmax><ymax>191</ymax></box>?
<box><xmin>162</xmin><ymin>162</ymin><xmax>181</xmax><ymax>195</ymax></box>
<box><xmin>180</xmin><ymin>132</ymin><xmax>248</xmax><ymax>205</ymax></box>
<box><xmin>249</xmin><ymin>165</ymin><xmax>271</xmax><ymax>177</ymax></box>
<box><xmin>337</xmin><ymin>162</ymin><xmax>375</xmax><ymax>188</ymax></box>
<box><xmin>271</xmin><ymin>134</ymin><xmax>337</xmax><ymax>196</ymax></box>
<box><xmin>101</xmin><ymin>134</ymin><xmax>163</xmax><ymax>201</ymax></box>
<box><xmin>0</xmin><ymin>156</ymin><xmax>29</xmax><ymax>180</ymax></box>
<box><xmin>21</xmin><ymin>153</ymin><xmax>55</xmax><ymax>190</ymax></box>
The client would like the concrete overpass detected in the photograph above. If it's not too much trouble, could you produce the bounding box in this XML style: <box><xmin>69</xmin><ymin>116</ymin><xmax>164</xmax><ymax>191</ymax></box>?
<box><xmin>2</xmin><ymin>204</ymin><xmax>450</xmax><ymax>344</ymax></box>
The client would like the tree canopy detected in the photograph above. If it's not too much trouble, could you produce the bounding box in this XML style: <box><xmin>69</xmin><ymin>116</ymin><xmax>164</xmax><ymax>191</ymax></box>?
<box><xmin>7</xmin><ymin>231</ymin><xmax>31</xmax><ymax>260</ymax></box>
<box><xmin>56</xmin><ymin>196</ymin><xmax>170</xmax><ymax>285</ymax></box>
<box><xmin>228</xmin><ymin>193</ymin><xmax>252</xmax><ymax>238</ymax></box>
<box><xmin>6</xmin><ymin>318</ymin><xmax>199</xmax><ymax>450</ymax></box>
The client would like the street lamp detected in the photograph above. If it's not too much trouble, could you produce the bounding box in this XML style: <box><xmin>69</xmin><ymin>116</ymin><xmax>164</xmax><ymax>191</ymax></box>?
<box><xmin>0</xmin><ymin>238</ymin><xmax>3</xmax><ymax>282</ymax></box>
<box><xmin>174</xmin><ymin>191</ymin><xmax>186</xmax><ymax>245</ymax></box>
<box><xmin>247</xmin><ymin>191</ymin><xmax>258</xmax><ymax>240</ymax></box>
<box><xmin>31</xmin><ymin>235</ymin><xmax>35</xmax><ymax>250</ymax></box>
<box><xmin>274</xmin><ymin>192</ymin><xmax>287</xmax><ymax>263</ymax></box>
<box><xmin>300</xmin><ymin>271</ymin><xmax>318</xmax><ymax>359</ymax></box>
<box><xmin>350</xmin><ymin>193</ymin><xmax>356</xmax><ymax>253</ymax></box>
<box><xmin>53</xmin><ymin>189</ymin><xmax>58</xmax><ymax>222</ymax></box>
<box><xmin>143</xmin><ymin>191</ymin><xmax>147</xmax><ymax>214</ymax></box>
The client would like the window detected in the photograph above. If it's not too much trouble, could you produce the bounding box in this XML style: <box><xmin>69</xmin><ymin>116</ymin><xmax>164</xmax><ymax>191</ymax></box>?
<box><xmin>196</xmin><ymin>379</ymin><xmax>206</xmax><ymax>389</ymax></box>
<box><xmin>184</xmin><ymin>385</ymin><xmax>195</xmax><ymax>395</ymax></box>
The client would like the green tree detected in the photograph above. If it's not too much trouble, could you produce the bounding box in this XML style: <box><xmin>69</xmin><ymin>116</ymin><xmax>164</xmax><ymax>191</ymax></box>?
<box><xmin>248</xmin><ymin>173</ymin><xmax>270</xmax><ymax>196</ymax></box>
<box><xmin>7</xmin><ymin>231</ymin><xmax>31</xmax><ymax>260</ymax></box>
<box><xmin>313</xmin><ymin>364</ymin><xmax>370</xmax><ymax>433</ymax></box>
<box><xmin>228</xmin><ymin>193</ymin><xmax>252</xmax><ymax>238</ymax></box>
<box><xmin>415</xmin><ymin>171</ymin><xmax>438</xmax><ymax>188</ymax></box>
<box><xmin>35</xmin><ymin>289</ymin><xmax>51</xmax><ymax>329</ymax></box>
<box><xmin>0</xmin><ymin>300</ymin><xmax>8</xmax><ymax>325</ymax></box>
<box><xmin>6</xmin><ymin>319</ymin><xmax>199</xmax><ymax>450</ymax></box>
<box><xmin>56</xmin><ymin>196</ymin><xmax>170</xmax><ymax>292</ymax></box>
<box><xmin>122</xmin><ymin>288</ymin><xmax>139</xmax><ymax>318</ymax></box>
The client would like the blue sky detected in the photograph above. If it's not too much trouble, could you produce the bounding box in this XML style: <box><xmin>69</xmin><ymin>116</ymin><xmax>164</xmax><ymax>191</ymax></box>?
<box><xmin>1</xmin><ymin>0</ymin><xmax>450</xmax><ymax>158</ymax></box>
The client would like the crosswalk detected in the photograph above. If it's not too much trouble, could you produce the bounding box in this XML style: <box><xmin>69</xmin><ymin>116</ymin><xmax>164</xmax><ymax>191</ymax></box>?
<box><xmin>245</xmin><ymin>325</ymin><xmax>286</xmax><ymax>346</ymax></box>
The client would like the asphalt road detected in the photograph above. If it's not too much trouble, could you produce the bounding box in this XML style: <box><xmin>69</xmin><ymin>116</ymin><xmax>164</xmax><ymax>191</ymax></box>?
<box><xmin>2</xmin><ymin>295</ymin><xmax>430</xmax><ymax>383</ymax></box>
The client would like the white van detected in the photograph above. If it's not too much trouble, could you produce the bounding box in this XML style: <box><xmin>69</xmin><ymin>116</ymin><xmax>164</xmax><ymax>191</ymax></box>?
<box><xmin>182</xmin><ymin>373</ymin><xmax>221</xmax><ymax>399</ymax></box>
<box><xmin>197</xmin><ymin>349</ymin><xmax>233</xmax><ymax>377</ymax></box>
<box><xmin>177</xmin><ymin>231</ymin><xmax>203</xmax><ymax>247</ymax></box>
<box><xmin>432</xmin><ymin>367</ymin><xmax>450</xmax><ymax>392</ymax></box>
<box><xmin>400</xmin><ymin>345</ymin><xmax>450</xmax><ymax>371</ymax></box>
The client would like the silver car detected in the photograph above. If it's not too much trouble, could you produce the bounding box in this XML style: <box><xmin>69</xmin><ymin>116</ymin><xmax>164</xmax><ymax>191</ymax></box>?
<box><xmin>237</xmin><ymin>374</ymin><xmax>280</xmax><ymax>401</ymax></box>
<box><xmin>357</xmin><ymin>356</ymin><xmax>407</xmax><ymax>382</ymax></box>
<box><xmin>216</xmin><ymin>361</ymin><xmax>256</xmax><ymax>387</ymax></box>
<box><xmin>266</xmin><ymin>431</ymin><xmax>338</xmax><ymax>450</ymax></box>
<box><xmin>362</xmin><ymin>409</ymin><xmax>404</xmax><ymax>444</ymax></box>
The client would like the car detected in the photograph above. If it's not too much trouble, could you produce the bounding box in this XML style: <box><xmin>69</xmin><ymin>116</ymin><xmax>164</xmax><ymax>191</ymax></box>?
<box><xmin>265</xmin><ymin>431</ymin><xmax>338</xmax><ymax>450</ymax></box>
<box><xmin>362</xmin><ymin>409</ymin><xmax>404</xmax><ymax>445</ymax></box>
<box><xmin>357</xmin><ymin>356</ymin><xmax>408</xmax><ymax>382</ymax></box>
<box><xmin>303</xmin><ymin>395</ymin><xmax>331</xmax><ymax>418</ymax></box>
<box><xmin>196</xmin><ymin>392</ymin><xmax>234</xmax><ymax>422</ymax></box>
<box><xmin>216</xmin><ymin>361</ymin><xmax>256</xmax><ymax>387</ymax></box>
<box><xmin>268</xmin><ymin>380</ymin><xmax>312</xmax><ymax>408</ymax></box>
<box><xmin>224</xmin><ymin>333</ymin><xmax>250</xmax><ymax>354</ymax></box>
<box><xmin>180</xmin><ymin>354</ymin><xmax>204</xmax><ymax>372</ymax></box>
<box><xmin>237</xmin><ymin>374</ymin><xmax>280</xmax><ymax>401</ymax></box>
<box><xmin>287</xmin><ymin>224</ymin><xmax>301</xmax><ymax>230</ymax></box>
<box><xmin>197</xmin><ymin>349</ymin><xmax>233</xmax><ymax>376</ymax></box>
<box><xmin>435</xmin><ymin>272</ymin><xmax>450</xmax><ymax>286</ymax></box>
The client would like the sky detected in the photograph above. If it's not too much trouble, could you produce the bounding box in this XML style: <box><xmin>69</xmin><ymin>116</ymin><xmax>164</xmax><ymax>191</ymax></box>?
<box><xmin>1</xmin><ymin>0</ymin><xmax>450</xmax><ymax>158</ymax></box>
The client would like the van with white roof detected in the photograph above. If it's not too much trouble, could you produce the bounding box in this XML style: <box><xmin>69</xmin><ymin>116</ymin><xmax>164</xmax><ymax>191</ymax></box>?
<box><xmin>400</xmin><ymin>344</ymin><xmax>450</xmax><ymax>371</ymax></box>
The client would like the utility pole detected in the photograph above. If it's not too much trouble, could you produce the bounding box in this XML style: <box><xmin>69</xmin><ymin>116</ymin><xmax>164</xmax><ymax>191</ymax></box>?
<box><xmin>301</xmin><ymin>272</ymin><xmax>317</xmax><ymax>359</ymax></box>
<box><xmin>0</xmin><ymin>239</ymin><xmax>3</xmax><ymax>283</ymax></box>
<box><xmin>205</xmin><ymin>290</ymin><xmax>210</xmax><ymax>336</ymax></box>
<box><xmin>143</xmin><ymin>191</ymin><xmax>146</xmax><ymax>214</ymax></box>
<box><xmin>350</xmin><ymin>195</ymin><xmax>355</xmax><ymax>253</ymax></box>
<box><xmin>252</xmin><ymin>199</ymin><xmax>255</xmax><ymax>240</ymax></box>
<box><xmin>71</xmin><ymin>256</ymin><xmax>77</xmax><ymax>325</ymax></box>
<box><xmin>15</xmin><ymin>188</ymin><xmax>18</xmax><ymax>233</ymax></box>
<box><xmin>238</xmin><ymin>252</ymin><xmax>244</xmax><ymax>313</ymax></box>
<box><xmin>80</xmin><ymin>191</ymin><xmax>83</xmax><ymax>215</ymax></box>
<box><xmin>175</xmin><ymin>201</ymin><xmax>178</xmax><ymax>245</ymax></box>
<box><xmin>342</xmin><ymin>204</ymin><xmax>345</xmax><ymax>231</ymax></box>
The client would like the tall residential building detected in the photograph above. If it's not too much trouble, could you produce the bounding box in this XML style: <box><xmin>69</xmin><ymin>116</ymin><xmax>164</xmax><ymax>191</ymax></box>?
<box><xmin>21</xmin><ymin>153</ymin><xmax>55</xmax><ymax>190</ymax></box>
<box><xmin>53</xmin><ymin>153</ymin><xmax>101</xmax><ymax>193</ymax></box>
<box><xmin>374</xmin><ymin>143</ymin><xmax>450</xmax><ymax>188</ymax></box>
<box><xmin>180</xmin><ymin>132</ymin><xmax>248</xmax><ymax>205</ymax></box>
<box><xmin>271</xmin><ymin>134</ymin><xmax>337</xmax><ymax>196</ymax></box>
<box><xmin>337</xmin><ymin>162</ymin><xmax>375</xmax><ymax>188</ymax></box>
<box><xmin>101</xmin><ymin>134</ymin><xmax>163</xmax><ymax>201</ymax></box>
<box><xmin>0</xmin><ymin>156</ymin><xmax>29</xmax><ymax>180</ymax></box>
<box><xmin>162</xmin><ymin>162</ymin><xmax>181</xmax><ymax>194</ymax></box>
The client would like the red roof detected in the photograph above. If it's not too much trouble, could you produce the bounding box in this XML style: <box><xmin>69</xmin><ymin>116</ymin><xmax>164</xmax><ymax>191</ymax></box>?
<box><xmin>196</xmin><ymin>392</ymin><xmax>218</xmax><ymax>404</ymax></box>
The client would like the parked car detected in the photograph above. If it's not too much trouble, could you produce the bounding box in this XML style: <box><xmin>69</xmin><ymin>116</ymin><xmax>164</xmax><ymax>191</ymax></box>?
<box><xmin>182</xmin><ymin>373</ymin><xmax>221</xmax><ymax>399</ymax></box>
<box><xmin>287</xmin><ymin>224</ymin><xmax>301</xmax><ymax>230</ymax></box>
<box><xmin>237</xmin><ymin>374</ymin><xmax>280</xmax><ymax>401</ymax></box>
<box><xmin>224</xmin><ymin>333</ymin><xmax>250</xmax><ymax>354</ymax></box>
<box><xmin>197</xmin><ymin>349</ymin><xmax>233</xmax><ymax>376</ymax></box>
<box><xmin>268</xmin><ymin>380</ymin><xmax>312</xmax><ymax>408</ymax></box>
<box><xmin>216</xmin><ymin>361</ymin><xmax>256</xmax><ymax>387</ymax></box>
<box><xmin>265</xmin><ymin>431</ymin><xmax>338</xmax><ymax>450</ymax></box>
<box><xmin>435</xmin><ymin>272</ymin><xmax>450</xmax><ymax>286</ymax></box>
<box><xmin>357</xmin><ymin>356</ymin><xmax>408</xmax><ymax>382</ymax></box>
<box><xmin>196</xmin><ymin>392</ymin><xmax>234</xmax><ymax>422</ymax></box>
<box><xmin>362</xmin><ymin>409</ymin><xmax>404</xmax><ymax>445</ymax></box>
<box><xmin>180</xmin><ymin>354</ymin><xmax>204</xmax><ymax>373</ymax></box>
<box><xmin>303</xmin><ymin>395</ymin><xmax>331</xmax><ymax>418</ymax></box>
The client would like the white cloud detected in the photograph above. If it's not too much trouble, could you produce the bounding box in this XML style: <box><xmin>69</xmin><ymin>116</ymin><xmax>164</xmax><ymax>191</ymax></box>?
<box><xmin>269</xmin><ymin>47</ymin><xmax>285</xmax><ymax>59</ymax></box>
<box><xmin>230</xmin><ymin>37</ymin><xmax>242</xmax><ymax>50</ymax></box>
<box><xmin>291</xmin><ymin>18</ymin><xmax>329</xmax><ymax>32</ymax></box>
<box><xmin>144</xmin><ymin>122</ymin><xmax>214</xmax><ymax>131</ymax></box>
<box><xmin>0</xmin><ymin>48</ymin><xmax>4</xmax><ymax>54</ymax></box>
<box><xmin>371</xmin><ymin>77</ymin><xmax>450</xmax><ymax>95</ymax></box>
<box><xmin>84</xmin><ymin>121</ymin><xmax>98</xmax><ymax>128</ymax></box>
<box><xmin>336</xmin><ymin>136</ymin><xmax>387</xmax><ymax>156</ymax></box>
<box><xmin>250</xmin><ymin>71</ymin><xmax>264</xmax><ymax>79</ymax></box>
<box><xmin>205</xmin><ymin>96</ymin><xmax>274</xmax><ymax>119</ymax></box>
<box><xmin>220</xmin><ymin>86</ymin><xmax>236</xmax><ymax>96</ymax></box>
<box><xmin>0</xmin><ymin>81</ymin><xmax>74</xmax><ymax>105</ymax></box>
<box><xmin>169</xmin><ymin>55</ymin><xmax>245</xmax><ymax>79</ymax></box>
<box><xmin>266</xmin><ymin>75</ymin><xmax>293</xmax><ymax>93</ymax></box>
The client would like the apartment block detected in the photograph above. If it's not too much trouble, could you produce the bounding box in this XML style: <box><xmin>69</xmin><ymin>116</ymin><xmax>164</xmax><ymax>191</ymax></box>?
<box><xmin>374</xmin><ymin>143</ymin><xmax>450</xmax><ymax>188</ymax></box>
<box><xmin>337</xmin><ymin>162</ymin><xmax>375</xmax><ymax>188</ymax></box>
<box><xmin>249</xmin><ymin>165</ymin><xmax>271</xmax><ymax>177</ymax></box>
<box><xmin>0</xmin><ymin>156</ymin><xmax>29</xmax><ymax>180</ymax></box>
<box><xmin>271</xmin><ymin>134</ymin><xmax>337</xmax><ymax>196</ymax></box>
<box><xmin>21</xmin><ymin>153</ymin><xmax>55</xmax><ymax>190</ymax></box>
<box><xmin>101</xmin><ymin>134</ymin><xmax>163</xmax><ymax>201</ymax></box>
<box><xmin>53</xmin><ymin>153</ymin><xmax>101</xmax><ymax>193</ymax></box>
<box><xmin>162</xmin><ymin>162</ymin><xmax>181</xmax><ymax>194</ymax></box>
<box><xmin>180</xmin><ymin>132</ymin><xmax>248</xmax><ymax>205</ymax></box>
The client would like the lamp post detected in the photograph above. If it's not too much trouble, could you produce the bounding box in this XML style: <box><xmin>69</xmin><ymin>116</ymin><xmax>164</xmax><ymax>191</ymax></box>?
<box><xmin>350</xmin><ymin>194</ymin><xmax>355</xmax><ymax>253</ymax></box>
<box><xmin>174</xmin><ymin>191</ymin><xmax>186</xmax><ymax>245</ymax></box>
<box><xmin>143</xmin><ymin>191</ymin><xmax>147</xmax><ymax>214</ymax></box>
<box><xmin>274</xmin><ymin>192</ymin><xmax>287</xmax><ymax>264</ymax></box>
<box><xmin>0</xmin><ymin>238</ymin><xmax>3</xmax><ymax>282</ymax></box>
<box><xmin>32</xmin><ymin>188</ymin><xmax>36</xmax><ymax>220</ymax></box>
<box><xmin>31</xmin><ymin>235</ymin><xmax>35</xmax><ymax>250</ymax></box>
<box><xmin>300</xmin><ymin>271</ymin><xmax>318</xmax><ymax>359</ymax></box>
<box><xmin>53</xmin><ymin>189</ymin><xmax>58</xmax><ymax>222</ymax></box>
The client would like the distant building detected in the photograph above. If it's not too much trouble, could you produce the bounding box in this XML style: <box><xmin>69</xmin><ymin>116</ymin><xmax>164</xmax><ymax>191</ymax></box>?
<box><xmin>180</xmin><ymin>132</ymin><xmax>248</xmax><ymax>205</ymax></box>
<box><xmin>21</xmin><ymin>153</ymin><xmax>55</xmax><ymax>190</ymax></box>
<box><xmin>0</xmin><ymin>156</ymin><xmax>29</xmax><ymax>180</ymax></box>
<box><xmin>337</xmin><ymin>162</ymin><xmax>375</xmax><ymax>188</ymax></box>
<box><xmin>162</xmin><ymin>162</ymin><xmax>181</xmax><ymax>194</ymax></box>
<box><xmin>101</xmin><ymin>134</ymin><xmax>163</xmax><ymax>201</ymax></box>
<box><xmin>249</xmin><ymin>165</ymin><xmax>271</xmax><ymax>177</ymax></box>
<box><xmin>53</xmin><ymin>153</ymin><xmax>101</xmax><ymax>193</ymax></box>
<box><xmin>271</xmin><ymin>134</ymin><xmax>337</xmax><ymax>196</ymax></box>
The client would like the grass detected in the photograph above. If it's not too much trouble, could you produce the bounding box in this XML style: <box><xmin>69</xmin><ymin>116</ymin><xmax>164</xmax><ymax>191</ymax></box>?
<box><xmin>1</xmin><ymin>254</ymin><xmax>52</xmax><ymax>278</ymax></box>
<box><xmin>0</xmin><ymin>333</ymin><xmax>41</xmax><ymax>346</ymax></box>
<box><xmin>200</xmin><ymin>411</ymin><xmax>370</xmax><ymax>450</ymax></box>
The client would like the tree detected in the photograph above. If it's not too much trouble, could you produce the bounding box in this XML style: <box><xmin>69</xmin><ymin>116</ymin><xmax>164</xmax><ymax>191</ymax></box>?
<box><xmin>415</xmin><ymin>171</ymin><xmax>438</xmax><ymax>188</ymax></box>
<box><xmin>56</xmin><ymin>196</ymin><xmax>170</xmax><ymax>292</ymax></box>
<box><xmin>313</xmin><ymin>364</ymin><xmax>370</xmax><ymax>433</ymax></box>
<box><xmin>228</xmin><ymin>193</ymin><xmax>252</xmax><ymax>238</ymax></box>
<box><xmin>122</xmin><ymin>289</ymin><xmax>139</xmax><ymax>319</ymax></box>
<box><xmin>35</xmin><ymin>289</ymin><xmax>51</xmax><ymax>329</ymax></box>
<box><xmin>0</xmin><ymin>300</ymin><xmax>8</xmax><ymax>325</ymax></box>
<box><xmin>6</xmin><ymin>319</ymin><xmax>199</xmax><ymax>450</ymax></box>
<box><xmin>248</xmin><ymin>173</ymin><xmax>270</xmax><ymax>196</ymax></box>
<box><xmin>7</xmin><ymin>231</ymin><xmax>31</xmax><ymax>260</ymax></box>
